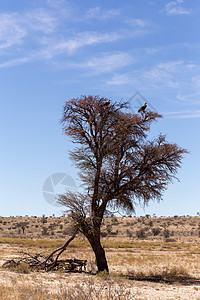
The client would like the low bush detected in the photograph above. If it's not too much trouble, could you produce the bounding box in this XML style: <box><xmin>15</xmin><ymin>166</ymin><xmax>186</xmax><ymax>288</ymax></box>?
<box><xmin>97</xmin><ymin>269</ymin><xmax>108</xmax><ymax>277</ymax></box>
<box><xmin>163</xmin><ymin>229</ymin><xmax>170</xmax><ymax>238</ymax></box>
<box><xmin>152</xmin><ymin>227</ymin><xmax>161</xmax><ymax>236</ymax></box>
<box><xmin>136</xmin><ymin>228</ymin><xmax>146</xmax><ymax>239</ymax></box>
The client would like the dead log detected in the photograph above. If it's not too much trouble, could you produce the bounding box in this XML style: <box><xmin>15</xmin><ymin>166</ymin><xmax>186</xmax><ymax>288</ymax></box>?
<box><xmin>2</xmin><ymin>231</ymin><xmax>87</xmax><ymax>273</ymax></box>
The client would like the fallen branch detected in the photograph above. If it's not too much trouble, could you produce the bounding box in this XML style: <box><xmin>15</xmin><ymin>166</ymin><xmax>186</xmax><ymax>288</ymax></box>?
<box><xmin>2</xmin><ymin>231</ymin><xmax>87</xmax><ymax>272</ymax></box>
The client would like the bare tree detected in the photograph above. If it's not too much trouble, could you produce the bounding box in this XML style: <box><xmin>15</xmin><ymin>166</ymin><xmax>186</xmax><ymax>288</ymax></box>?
<box><xmin>58</xmin><ymin>95</ymin><xmax>187</xmax><ymax>273</ymax></box>
<box><xmin>16</xmin><ymin>222</ymin><xmax>29</xmax><ymax>234</ymax></box>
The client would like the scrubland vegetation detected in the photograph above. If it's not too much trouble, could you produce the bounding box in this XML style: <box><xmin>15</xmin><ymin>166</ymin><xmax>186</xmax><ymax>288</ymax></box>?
<box><xmin>0</xmin><ymin>215</ymin><xmax>200</xmax><ymax>299</ymax></box>
<box><xmin>1</xmin><ymin>215</ymin><xmax>200</xmax><ymax>241</ymax></box>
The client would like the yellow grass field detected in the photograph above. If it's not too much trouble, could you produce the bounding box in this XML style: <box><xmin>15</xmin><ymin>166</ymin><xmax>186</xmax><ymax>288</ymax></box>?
<box><xmin>0</xmin><ymin>216</ymin><xmax>200</xmax><ymax>299</ymax></box>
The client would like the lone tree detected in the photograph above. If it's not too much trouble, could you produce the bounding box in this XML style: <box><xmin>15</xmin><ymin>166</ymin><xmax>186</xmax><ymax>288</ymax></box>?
<box><xmin>58</xmin><ymin>95</ymin><xmax>187</xmax><ymax>273</ymax></box>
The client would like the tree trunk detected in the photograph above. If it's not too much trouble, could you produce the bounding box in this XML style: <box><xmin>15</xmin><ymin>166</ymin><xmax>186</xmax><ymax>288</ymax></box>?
<box><xmin>87</xmin><ymin>235</ymin><xmax>109</xmax><ymax>273</ymax></box>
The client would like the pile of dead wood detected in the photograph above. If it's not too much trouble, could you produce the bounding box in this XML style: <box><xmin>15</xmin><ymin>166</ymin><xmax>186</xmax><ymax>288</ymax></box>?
<box><xmin>3</xmin><ymin>234</ymin><xmax>87</xmax><ymax>272</ymax></box>
<box><xmin>3</xmin><ymin>252</ymin><xmax>87</xmax><ymax>272</ymax></box>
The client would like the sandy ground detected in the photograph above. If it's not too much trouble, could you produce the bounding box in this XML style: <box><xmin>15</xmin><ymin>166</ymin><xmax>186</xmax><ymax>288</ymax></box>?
<box><xmin>0</xmin><ymin>243</ymin><xmax>200</xmax><ymax>299</ymax></box>
<box><xmin>0</xmin><ymin>269</ymin><xmax>200</xmax><ymax>299</ymax></box>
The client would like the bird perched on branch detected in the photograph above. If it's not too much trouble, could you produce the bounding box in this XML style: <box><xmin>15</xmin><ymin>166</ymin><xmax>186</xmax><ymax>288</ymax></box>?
<box><xmin>138</xmin><ymin>102</ymin><xmax>147</xmax><ymax>113</ymax></box>
<box><xmin>101</xmin><ymin>99</ymin><xmax>111</xmax><ymax>107</ymax></box>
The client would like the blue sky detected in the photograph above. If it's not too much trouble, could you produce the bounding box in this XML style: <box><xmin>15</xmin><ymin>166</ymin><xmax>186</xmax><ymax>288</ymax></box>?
<box><xmin>0</xmin><ymin>0</ymin><xmax>199</xmax><ymax>217</ymax></box>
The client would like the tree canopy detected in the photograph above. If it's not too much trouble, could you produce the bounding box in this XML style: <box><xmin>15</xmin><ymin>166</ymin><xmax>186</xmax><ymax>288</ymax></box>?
<box><xmin>58</xmin><ymin>95</ymin><xmax>187</xmax><ymax>272</ymax></box>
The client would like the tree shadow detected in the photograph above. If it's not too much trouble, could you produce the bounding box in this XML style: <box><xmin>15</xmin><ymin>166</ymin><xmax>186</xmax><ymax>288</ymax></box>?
<box><xmin>125</xmin><ymin>274</ymin><xmax>200</xmax><ymax>286</ymax></box>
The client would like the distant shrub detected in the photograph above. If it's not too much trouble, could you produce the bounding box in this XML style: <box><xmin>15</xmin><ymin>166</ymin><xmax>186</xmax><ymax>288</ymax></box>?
<box><xmin>101</xmin><ymin>232</ymin><xmax>108</xmax><ymax>237</ymax></box>
<box><xmin>41</xmin><ymin>217</ymin><xmax>47</xmax><ymax>224</ymax></box>
<box><xmin>152</xmin><ymin>227</ymin><xmax>161</xmax><ymax>236</ymax></box>
<box><xmin>165</xmin><ymin>238</ymin><xmax>176</xmax><ymax>242</ymax></box>
<box><xmin>126</xmin><ymin>229</ymin><xmax>133</xmax><ymax>237</ymax></box>
<box><xmin>106</xmin><ymin>225</ymin><xmax>112</xmax><ymax>234</ymax></box>
<box><xmin>62</xmin><ymin>228</ymin><xmax>70</xmax><ymax>235</ymax></box>
<box><xmin>41</xmin><ymin>226</ymin><xmax>48</xmax><ymax>235</ymax></box>
<box><xmin>136</xmin><ymin>228</ymin><xmax>146</xmax><ymax>239</ymax></box>
<box><xmin>163</xmin><ymin>229</ymin><xmax>170</xmax><ymax>238</ymax></box>
<box><xmin>148</xmin><ymin>220</ymin><xmax>153</xmax><ymax>227</ymax></box>
<box><xmin>111</xmin><ymin>218</ymin><xmax>118</xmax><ymax>225</ymax></box>
<box><xmin>110</xmin><ymin>232</ymin><xmax>118</xmax><ymax>236</ymax></box>
<box><xmin>16</xmin><ymin>222</ymin><xmax>29</xmax><ymax>234</ymax></box>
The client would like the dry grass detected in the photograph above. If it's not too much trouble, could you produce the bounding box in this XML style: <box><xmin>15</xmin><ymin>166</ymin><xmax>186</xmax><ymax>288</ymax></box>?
<box><xmin>0</xmin><ymin>277</ymin><xmax>135</xmax><ymax>300</ymax></box>
<box><xmin>0</xmin><ymin>216</ymin><xmax>200</xmax><ymax>299</ymax></box>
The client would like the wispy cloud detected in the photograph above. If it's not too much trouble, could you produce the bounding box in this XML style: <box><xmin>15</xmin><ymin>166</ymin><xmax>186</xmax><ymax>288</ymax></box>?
<box><xmin>142</xmin><ymin>60</ymin><xmax>197</xmax><ymax>88</ymax></box>
<box><xmin>164</xmin><ymin>110</ymin><xmax>200</xmax><ymax>119</ymax></box>
<box><xmin>0</xmin><ymin>56</ymin><xmax>34</xmax><ymax>68</ymax></box>
<box><xmin>25</xmin><ymin>9</ymin><xmax>57</xmax><ymax>33</ymax></box>
<box><xmin>40</xmin><ymin>31</ymin><xmax>122</xmax><ymax>58</ymax></box>
<box><xmin>0</xmin><ymin>22</ymin><xmax>148</xmax><ymax>68</ymax></box>
<box><xmin>107</xmin><ymin>60</ymin><xmax>199</xmax><ymax>88</ymax></box>
<box><xmin>106</xmin><ymin>73</ymin><xmax>134</xmax><ymax>85</ymax></box>
<box><xmin>69</xmin><ymin>52</ymin><xmax>134</xmax><ymax>74</ymax></box>
<box><xmin>0</xmin><ymin>13</ymin><xmax>27</xmax><ymax>49</ymax></box>
<box><xmin>0</xmin><ymin>9</ymin><xmax>57</xmax><ymax>51</ymax></box>
<box><xmin>106</xmin><ymin>60</ymin><xmax>200</xmax><ymax>106</ymax></box>
<box><xmin>0</xmin><ymin>31</ymin><xmax>124</xmax><ymax>68</ymax></box>
<box><xmin>165</xmin><ymin>0</ymin><xmax>192</xmax><ymax>16</ymax></box>
<box><xmin>85</xmin><ymin>6</ymin><xmax>120</xmax><ymax>20</ymax></box>
<box><xmin>125</xmin><ymin>18</ymin><xmax>148</xmax><ymax>28</ymax></box>
<box><xmin>0</xmin><ymin>3</ymin><xmax>151</xmax><ymax>69</ymax></box>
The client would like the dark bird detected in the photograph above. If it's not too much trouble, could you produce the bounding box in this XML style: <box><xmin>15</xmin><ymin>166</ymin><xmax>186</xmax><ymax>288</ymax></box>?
<box><xmin>138</xmin><ymin>102</ymin><xmax>147</xmax><ymax>113</ymax></box>
<box><xmin>101</xmin><ymin>99</ymin><xmax>111</xmax><ymax>107</ymax></box>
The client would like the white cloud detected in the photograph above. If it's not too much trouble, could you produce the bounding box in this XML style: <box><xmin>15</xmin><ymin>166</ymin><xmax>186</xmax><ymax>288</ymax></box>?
<box><xmin>0</xmin><ymin>13</ymin><xmax>27</xmax><ymax>49</ymax></box>
<box><xmin>107</xmin><ymin>60</ymin><xmax>200</xmax><ymax>88</ymax></box>
<box><xmin>40</xmin><ymin>31</ymin><xmax>124</xmax><ymax>59</ymax></box>
<box><xmin>70</xmin><ymin>52</ymin><xmax>133</xmax><ymax>73</ymax></box>
<box><xmin>176</xmin><ymin>90</ymin><xmax>200</xmax><ymax>104</ymax></box>
<box><xmin>85</xmin><ymin>6</ymin><xmax>120</xmax><ymax>20</ymax></box>
<box><xmin>25</xmin><ymin>9</ymin><xmax>57</xmax><ymax>33</ymax></box>
<box><xmin>0</xmin><ymin>4</ymin><xmax>151</xmax><ymax>68</ymax></box>
<box><xmin>0</xmin><ymin>9</ymin><xmax>57</xmax><ymax>51</ymax></box>
<box><xmin>106</xmin><ymin>73</ymin><xmax>134</xmax><ymax>85</ymax></box>
<box><xmin>165</xmin><ymin>0</ymin><xmax>192</xmax><ymax>16</ymax></box>
<box><xmin>0</xmin><ymin>56</ymin><xmax>33</xmax><ymax>68</ymax></box>
<box><xmin>164</xmin><ymin>110</ymin><xmax>200</xmax><ymax>119</ymax></box>
<box><xmin>142</xmin><ymin>61</ymin><xmax>197</xmax><ymax>88</ymax></box>
<box><xmin>0</xmin><ymin>31</ymin><xmax>123</xmax><ymax>67</ymax></box>
<box><xmin>125</xmin><ymin>18</ymin><xmax>148</xmax><ymax>28</ymax></box>
<box><xmin>106</xmin><ymin>60</ymin><xmax>200</xmax><ymax>107</ymax></box>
